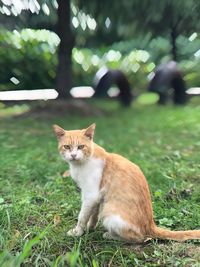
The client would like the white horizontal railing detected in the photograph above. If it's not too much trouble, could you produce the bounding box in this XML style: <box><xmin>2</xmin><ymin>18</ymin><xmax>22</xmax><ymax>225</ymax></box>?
<box><xmin>0</xmin><ymin>89</ymin><xmax>59</xmax><ymax>101</ymax></box>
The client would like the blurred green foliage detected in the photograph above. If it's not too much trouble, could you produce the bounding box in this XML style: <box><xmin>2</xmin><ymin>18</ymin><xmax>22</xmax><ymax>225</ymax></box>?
<box><xmin>0</xmin><ymin>28</ymin><xmax>200</xmax><ymax>92</ymax></box>
<box><xmin>0</xmin><ymin>29</ymin><xmax>59</xmax><ymax>91</ymax></box>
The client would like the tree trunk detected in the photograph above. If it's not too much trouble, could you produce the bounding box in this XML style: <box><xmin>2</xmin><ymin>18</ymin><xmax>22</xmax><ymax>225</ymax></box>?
<box><xmin>56</xmin><ymin>0</ymin><xmax>74</xmax><ymax>98</ymax></box>
<box><xmin>170</xmin><ymin>27</ymin><xmax>178</xmax><ymax>61</ymax></box>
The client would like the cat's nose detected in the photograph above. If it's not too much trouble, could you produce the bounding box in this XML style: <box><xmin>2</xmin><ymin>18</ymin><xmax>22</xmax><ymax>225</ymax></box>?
<box><xmin>71</xmin><ymin>153</ymin><xmax>77</xmax><ymax>159</ymax></box>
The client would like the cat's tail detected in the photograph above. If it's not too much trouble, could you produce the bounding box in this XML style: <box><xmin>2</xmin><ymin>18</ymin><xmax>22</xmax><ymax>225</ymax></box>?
<box><xmin>152</xmin><ymin>226</ymin><xmax>200</xmax><ymax>242</ymax></box>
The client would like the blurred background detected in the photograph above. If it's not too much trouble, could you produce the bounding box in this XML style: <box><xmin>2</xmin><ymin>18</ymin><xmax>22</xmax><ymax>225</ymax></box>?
<box><xmin>0</xmin><ymin>0</ymin><xmax>200</xmax><ymax>104</ymax></box>
<box><xmin>1</xmin><ymin>2</ymin><xmax>200</xmax><ymax>266</ymax></box>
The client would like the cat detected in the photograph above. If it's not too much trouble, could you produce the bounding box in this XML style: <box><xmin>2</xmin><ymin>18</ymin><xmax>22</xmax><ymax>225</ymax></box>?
<box><xmin>53</xmin><ymin>123</ymin><xmax>200</xmax><ymax>243</ymax></box>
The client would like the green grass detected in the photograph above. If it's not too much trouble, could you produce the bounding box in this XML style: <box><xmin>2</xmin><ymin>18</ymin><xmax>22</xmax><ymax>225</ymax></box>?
<box><xmin>0</xmin><ymin>98</ymin><xmax>200</xmax><ymax>266</ymax></box>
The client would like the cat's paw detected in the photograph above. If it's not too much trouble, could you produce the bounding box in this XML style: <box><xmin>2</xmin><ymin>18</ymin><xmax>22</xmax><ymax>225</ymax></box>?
<box><xmin>103</xmin><ymin>232</ymin><xmax>121</xmax><ymax>241</ymax></box>
<box><xmin>103</xmin><ymin>232</ymin><xmax>113</xmax><ymax>239</ymax></box>
<box><xmin>67</xmin><ymin>226</ymin><xmax>84</xmax><ymax>237</ymax></box>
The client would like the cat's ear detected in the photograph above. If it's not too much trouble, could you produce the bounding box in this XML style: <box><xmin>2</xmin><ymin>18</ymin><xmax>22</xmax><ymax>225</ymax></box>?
<box><xmin>84</xmin><ymin>123</ymin><xmax>96</xmax><ymax>140</ymax></box>
<box><xmin>53</xmin><ymin>124</ymin><xmax>65</xmax><ymax>140</ymax></box>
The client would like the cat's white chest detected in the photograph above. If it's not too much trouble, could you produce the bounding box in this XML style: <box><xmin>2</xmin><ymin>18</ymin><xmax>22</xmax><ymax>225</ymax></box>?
<box><xmin>69</xmin><ymin>157</ymin><xmax>105</xmax><ymax>199</ymax></box>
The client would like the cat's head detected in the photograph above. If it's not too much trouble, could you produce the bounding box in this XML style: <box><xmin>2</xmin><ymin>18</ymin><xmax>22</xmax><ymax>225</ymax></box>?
<box><xmin>53</xmin><ymin>123</ymin><xmax>96</xmax><ymax>163</ymax></box>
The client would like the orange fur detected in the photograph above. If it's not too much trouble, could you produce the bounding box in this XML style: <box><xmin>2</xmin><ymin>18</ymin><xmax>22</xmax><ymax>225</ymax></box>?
<box><xmin>53</xmin><ymin>124</ymin><xmax>200</xmax><ymax>242</ymax></box>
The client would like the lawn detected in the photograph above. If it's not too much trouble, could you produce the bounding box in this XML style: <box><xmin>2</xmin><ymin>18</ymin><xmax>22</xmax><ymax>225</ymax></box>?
<box><xmin>0</xmin><ymin>97</ymin><xmax>200</xmax><ymax>267</ymax></box>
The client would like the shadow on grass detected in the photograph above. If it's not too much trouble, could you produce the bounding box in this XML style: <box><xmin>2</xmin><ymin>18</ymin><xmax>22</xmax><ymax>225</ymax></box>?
<box><xmin>0</xmin><ymin>99</ymin><xmax>111</xmax><ymax>119</ymax></box>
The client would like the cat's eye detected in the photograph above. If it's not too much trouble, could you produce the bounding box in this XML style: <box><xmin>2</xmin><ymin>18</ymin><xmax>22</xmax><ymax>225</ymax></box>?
<box><xmin>78</xmin><ymin>145</ymin><xmax>85</xmax><ymax>149</ymax></box>
<box><xmin>64</xmin><ymin>145</ymin><xmax>70</xmax><ymax>150</ymax></box>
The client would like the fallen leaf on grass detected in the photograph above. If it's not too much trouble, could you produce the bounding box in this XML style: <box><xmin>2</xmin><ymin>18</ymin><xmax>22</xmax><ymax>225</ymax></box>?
<box><xmin>54</xmin><ymin>214</ymin><xmax>61</xmax><ymax>226</ymax></box>
<box><xmin>63</xmin><ymin>170</ymin><xmax>70</xmax><ymax>178</ymax></box>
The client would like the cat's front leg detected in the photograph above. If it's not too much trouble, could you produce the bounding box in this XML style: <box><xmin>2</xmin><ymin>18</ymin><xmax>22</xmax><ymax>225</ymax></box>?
<box><xmin>87</xmin><ymin>204</ymin><xmax>100</xmax><ymax>231</ymax></box>
<box><xmin>67</xmin><ymin>198</ymin><xmax>98</xmax><ymax>237</ymax></box>
<box><xmin>87</xmin><ymin>189</ymin><xmax>105</xmax><ymax>231</ymax></box>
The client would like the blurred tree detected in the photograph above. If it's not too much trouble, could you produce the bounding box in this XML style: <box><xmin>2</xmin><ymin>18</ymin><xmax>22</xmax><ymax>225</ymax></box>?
<box><xmin>79</xmin><ymin>0</ymin><xmax>200</xmax><ymax>61</ymax></box>
<box><xmin>1</xmin><ymin>0</ymin><xmax>200</xmax><ymax>97</ymax></box>
<box><xmin>0</xmin><ymin>0</ymin><xmax>73</xmax><ymax>98</ymax></box>
<box><xmin>56</xmin><ymin>0</ymin><xmax>73</xmax><ymax>98</ymax></box>
<box><xmin>0</xmin><ymin>1</ymin><xmax>56</xmax><ymax>30</ymax></box>
<box><xmin>0</xmin><ymin>0</ymin><xmax>124</xmax><ymax>97</ymax></box>
<box><xmin>129</xmin><ymin>0</ymin><xmax>200</xmax><ymax>61</ymax></box>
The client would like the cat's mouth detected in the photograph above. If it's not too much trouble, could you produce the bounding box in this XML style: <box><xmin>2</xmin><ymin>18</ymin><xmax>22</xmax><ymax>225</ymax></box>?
<box><xmin>62</xmin><ymin>154</ymin><xmax>79</xmax><ymax>162</ymax></box>
<box><xmin>70</xmin><ymin>157</ymin><xmax>80</xmax><ymax>162</ymax></box>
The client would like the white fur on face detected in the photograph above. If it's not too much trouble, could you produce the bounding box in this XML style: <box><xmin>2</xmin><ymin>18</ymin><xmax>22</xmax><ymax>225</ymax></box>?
<box><xmin>61</xmin><ymin>146</ymin><xmax>85</xmax><ymax>162</ymax></box>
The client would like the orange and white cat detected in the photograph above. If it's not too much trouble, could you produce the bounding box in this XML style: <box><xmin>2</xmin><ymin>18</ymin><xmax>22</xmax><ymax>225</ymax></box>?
<box><xmin>53</xmin><ymin>123</ymin><xmax>200</xmax><ymax>243</ymax></box>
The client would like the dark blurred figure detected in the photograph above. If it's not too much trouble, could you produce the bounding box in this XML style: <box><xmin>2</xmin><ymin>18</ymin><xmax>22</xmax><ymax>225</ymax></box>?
<box><xmin>148</xmin><ymin>61</ymin><xmax>187</xmax><ymax>105</ymax></box>
<box><xmin>93</xmin><ymin>67</ymin><xmax>133</xmax><ymax>106</ymax></box>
